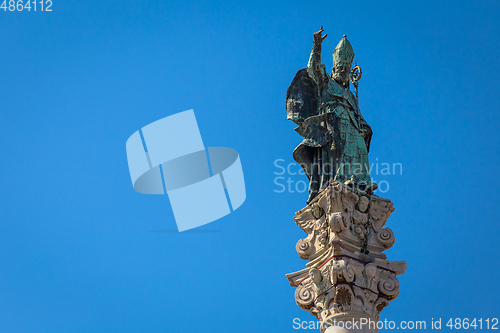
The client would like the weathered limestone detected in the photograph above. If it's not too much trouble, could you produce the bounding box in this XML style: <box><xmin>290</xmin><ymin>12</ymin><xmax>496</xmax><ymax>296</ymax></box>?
<box><xmin>286</xmin><ymin>181</ymin><xmax>406</xmax><ymax>332</ymax></box>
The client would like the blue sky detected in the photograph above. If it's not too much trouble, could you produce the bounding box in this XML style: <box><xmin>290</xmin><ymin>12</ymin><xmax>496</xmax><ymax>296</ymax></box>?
<box><xmin>0</xmin><ymin>0</ymin><xmax>499</xmax><ymax>332</ymax></box>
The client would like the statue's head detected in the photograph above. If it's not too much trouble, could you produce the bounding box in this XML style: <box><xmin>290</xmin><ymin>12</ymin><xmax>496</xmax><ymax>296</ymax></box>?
<box><xmin>365</xmin><ymin>263</ymin><xmax>377</xmax><ymax>281</ymax></box>
<box><xmin>309</xmin><ymin>268</ymin><xmax>322</xmax><ymax>284</ymax></box>
<box><xmin>357</xmin><ymin>196</ymin><xmax>369</xmax><ymax>213</ymax></box>
<box><xmin>332</xmin><ymin>35</ymin><xmax>355</xmax><ymax>85</ymax></box>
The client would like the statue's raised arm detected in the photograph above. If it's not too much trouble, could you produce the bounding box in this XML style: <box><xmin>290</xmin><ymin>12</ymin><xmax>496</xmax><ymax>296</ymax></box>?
<box><xmin>307</xmin><ymin>27</ymin><xmax>328</xmax><ymax>89</ymax></box>
<box><xmin>285</xmin><ymin>27</ymin><xmax>328</xmax><ymax>128</ymax></box>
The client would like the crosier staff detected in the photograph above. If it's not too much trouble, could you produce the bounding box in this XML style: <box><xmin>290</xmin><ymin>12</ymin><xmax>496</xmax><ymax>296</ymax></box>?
<box><xmin>350</xmin><ymin>60</ymin><xmax>362</xmax><ymax>107</ymax></box>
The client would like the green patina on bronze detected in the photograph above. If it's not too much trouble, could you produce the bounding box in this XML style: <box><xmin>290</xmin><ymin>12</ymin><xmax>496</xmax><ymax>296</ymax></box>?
<box><xmin>287</xmin><ymin>27</ymin><xmax>376</xmax><ymax>203</ymax></box>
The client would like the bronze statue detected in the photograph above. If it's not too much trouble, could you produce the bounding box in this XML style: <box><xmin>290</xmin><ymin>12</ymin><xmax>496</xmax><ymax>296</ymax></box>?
<box><xmin>287</xmin><ymin>27</ymin><xmax>377</xmax><ymax>203</ymax></box>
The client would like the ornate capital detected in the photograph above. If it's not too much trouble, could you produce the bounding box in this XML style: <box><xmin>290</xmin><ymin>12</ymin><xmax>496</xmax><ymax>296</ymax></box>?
<box><xmin>287</xmin><ymin>182</ymin><xmax>406</xmax><ymax>332</ymax></box>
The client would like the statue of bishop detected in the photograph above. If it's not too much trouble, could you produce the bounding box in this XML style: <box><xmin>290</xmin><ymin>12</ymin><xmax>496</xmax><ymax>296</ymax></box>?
<box><xmin>287</xmin><ymin>27</ymin><xmax>377</xmax><ymax>203</ymax></box>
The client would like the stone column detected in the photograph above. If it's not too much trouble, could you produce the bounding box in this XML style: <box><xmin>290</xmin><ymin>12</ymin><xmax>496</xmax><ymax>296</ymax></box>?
<box><xmin>286</xmin><ymin>182</ymin><xmax>406</xmax><ymax>333</ymax></box>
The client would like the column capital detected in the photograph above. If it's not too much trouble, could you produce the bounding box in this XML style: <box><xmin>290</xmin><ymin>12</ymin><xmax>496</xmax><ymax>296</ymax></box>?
<box><xmin>286</xmin><ymin>182</ymin><xmax>406</xmax><ymax>332</ymax></box>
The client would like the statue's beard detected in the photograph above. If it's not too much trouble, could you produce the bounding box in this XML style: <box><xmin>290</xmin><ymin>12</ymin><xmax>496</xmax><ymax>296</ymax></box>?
<box><xmin>332</xmin><ymin>65</ymin><xmax>350</xmax><ymax>87</ymax></box>
<box><xmin>333</xmin><ymin>73</ymin><xmax>349</xmax><ymax>87</ymax></box>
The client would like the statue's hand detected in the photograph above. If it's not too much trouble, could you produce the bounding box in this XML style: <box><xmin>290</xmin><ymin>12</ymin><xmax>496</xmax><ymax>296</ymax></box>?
<box><xmin>313</xmin><ymin>26</ymin><xmax>328</xmax><ymax>44</ymax></box>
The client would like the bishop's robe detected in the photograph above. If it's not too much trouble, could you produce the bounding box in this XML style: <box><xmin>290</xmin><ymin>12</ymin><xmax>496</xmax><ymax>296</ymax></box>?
<box><xmin>287</xmin><ymin>59</ymin><xmax>372</xmax><ymax>203</ymax></box>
